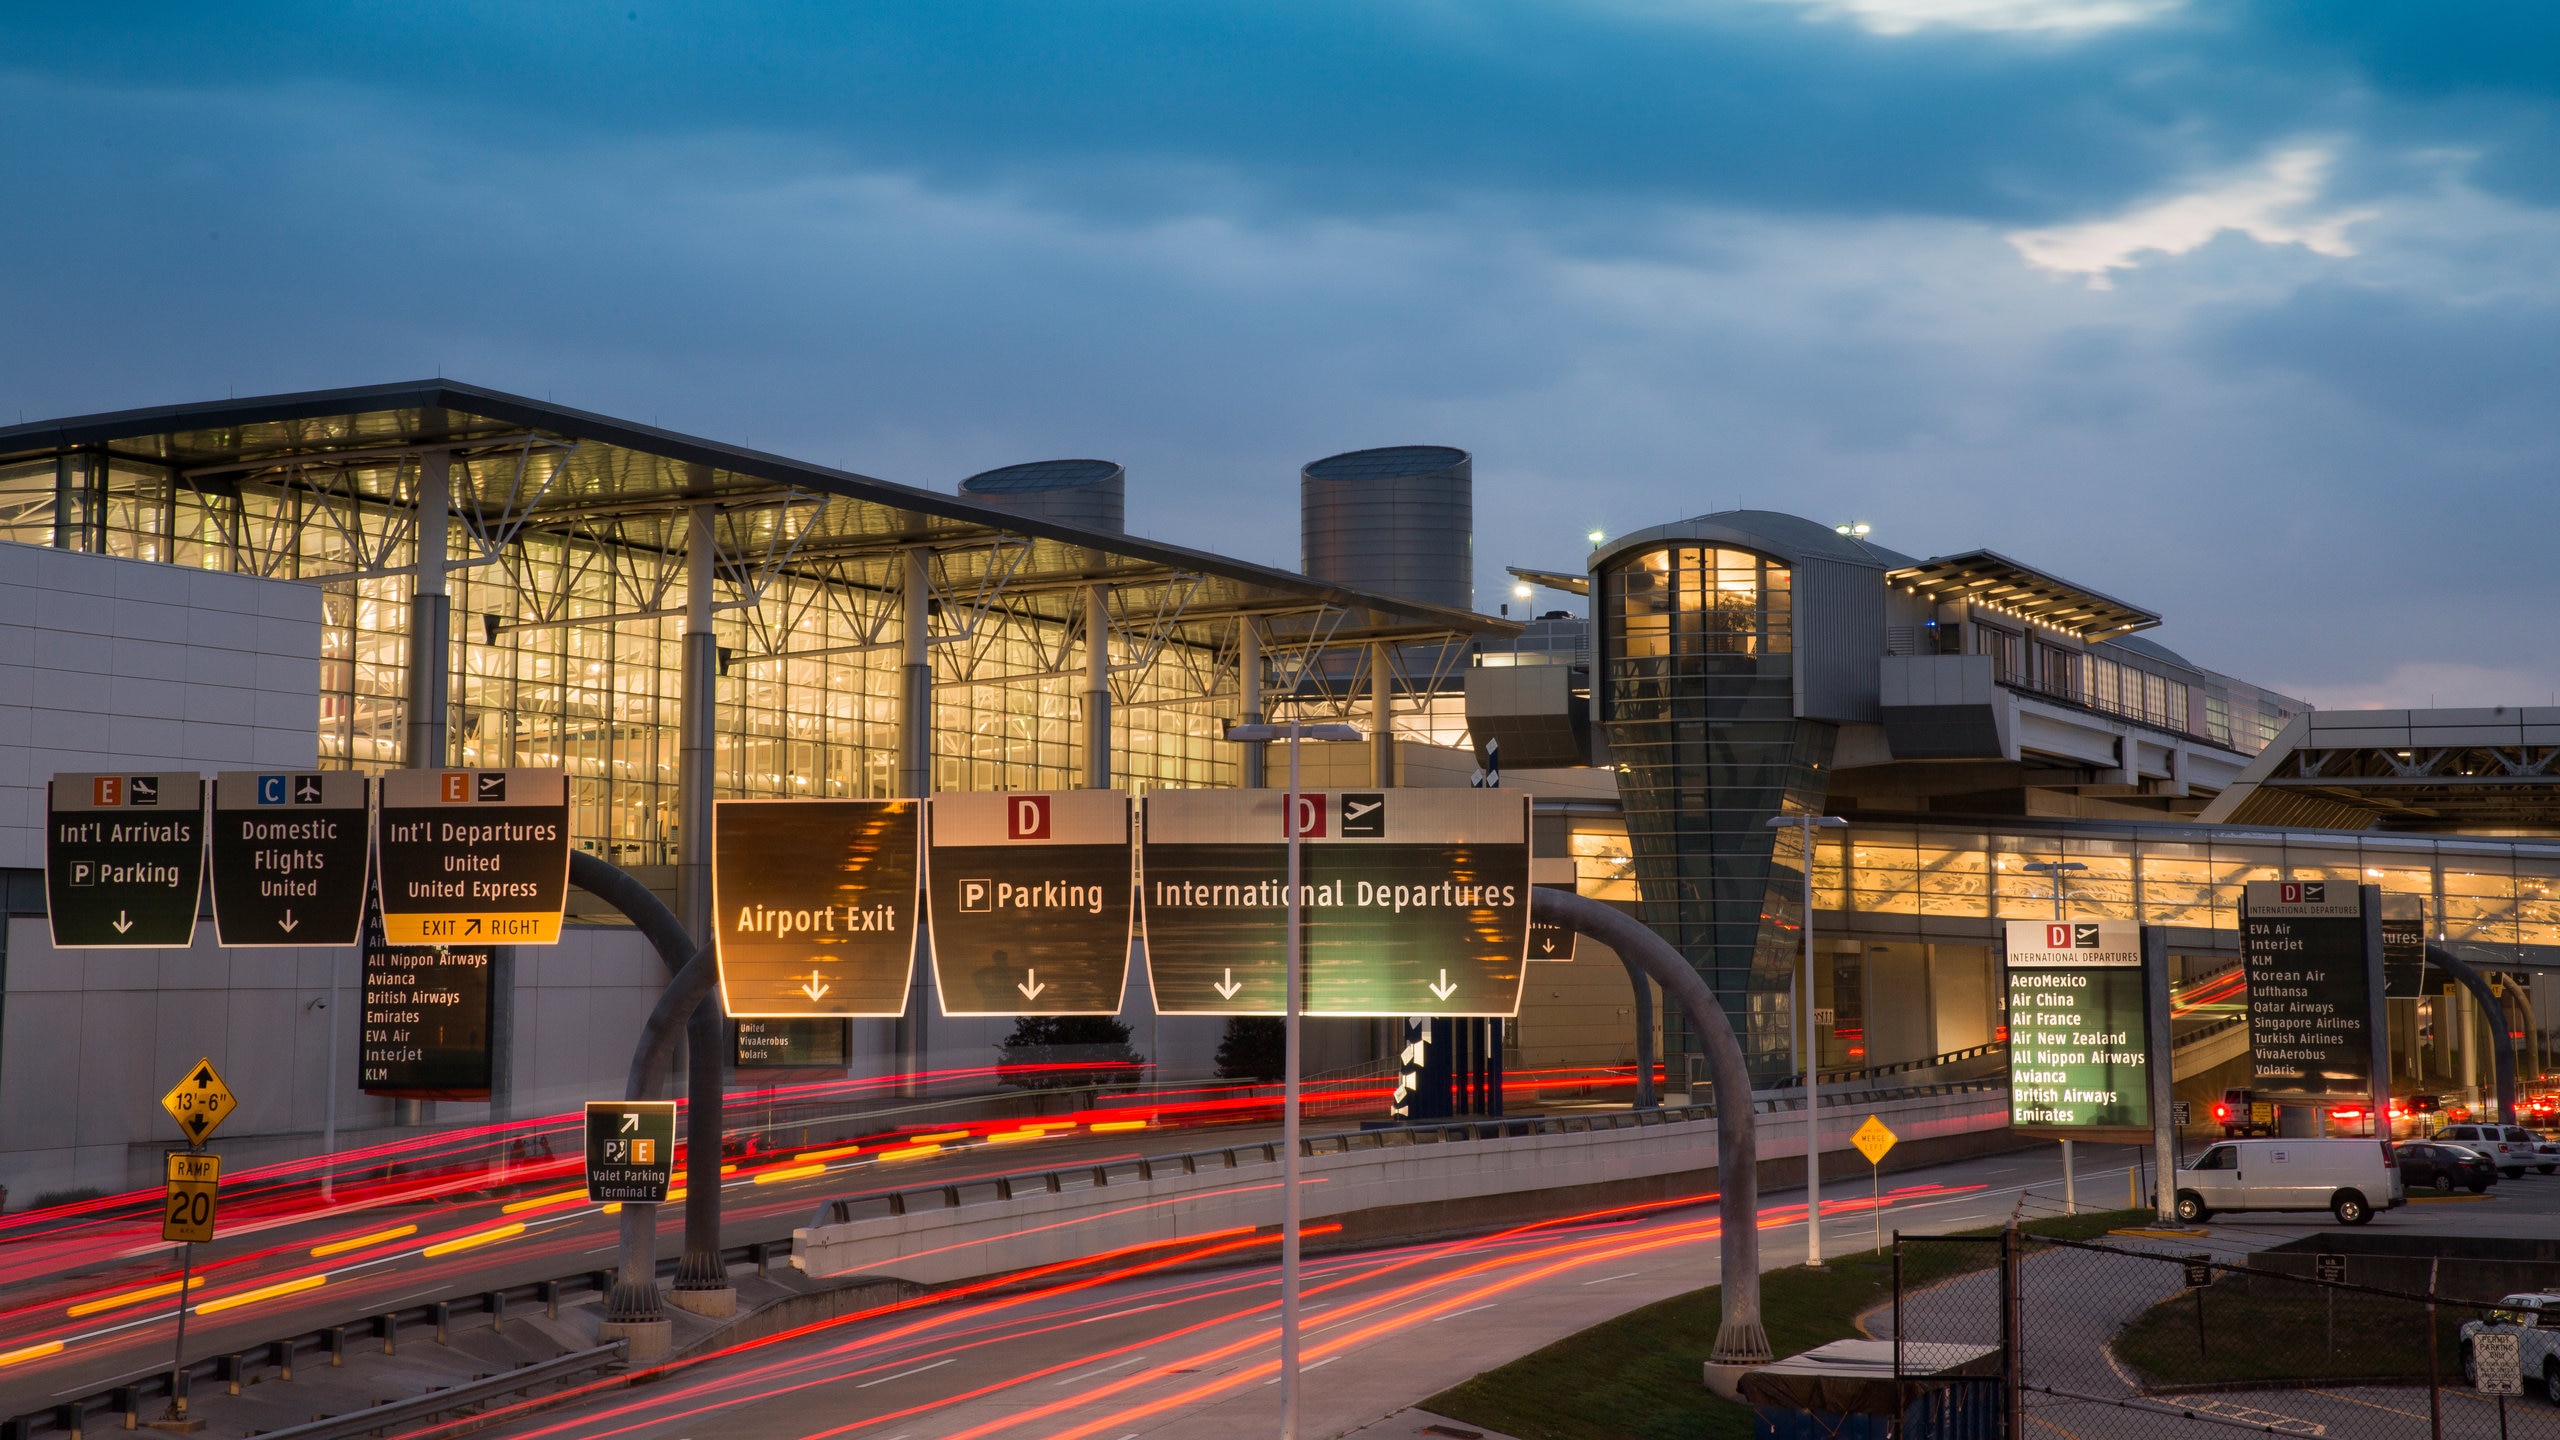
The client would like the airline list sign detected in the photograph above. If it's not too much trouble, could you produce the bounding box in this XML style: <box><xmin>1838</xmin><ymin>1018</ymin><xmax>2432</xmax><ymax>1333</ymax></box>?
<box><xmin>2243</xmin><ymin>880</ymin><xmax>2380</xmax><ymax>1098</ymax></box>
<box><xmin>2004</xmin><ymin>919</ymin><xmax>2150</xmax><ymax>1132</ymax></box>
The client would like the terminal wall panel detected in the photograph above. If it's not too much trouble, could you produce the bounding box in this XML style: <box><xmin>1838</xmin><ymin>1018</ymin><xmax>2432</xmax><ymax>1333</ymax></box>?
<box><xmin>0</xmin><ymin>545</ymin><xmax>320</xmax><ymax>871</ymax></box>
<box><xmin>1791</xmin><ymin>554</ymin><xmax>1886</xmax><ymax>724</ymax></box>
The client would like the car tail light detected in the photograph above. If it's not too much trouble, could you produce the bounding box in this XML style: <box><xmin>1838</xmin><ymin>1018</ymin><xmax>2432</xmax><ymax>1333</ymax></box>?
<box><xmin>2214</xmin><ymin>1103</ymin><xmax>2230</xmax><ymax>1122</ymax></box>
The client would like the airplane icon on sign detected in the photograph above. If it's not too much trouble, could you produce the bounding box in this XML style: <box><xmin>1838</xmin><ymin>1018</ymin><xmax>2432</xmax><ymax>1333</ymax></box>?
<box><xmin>294</xmin><ymin>774</ymin><xmax>325</xmax><ymax>804</ymax></box>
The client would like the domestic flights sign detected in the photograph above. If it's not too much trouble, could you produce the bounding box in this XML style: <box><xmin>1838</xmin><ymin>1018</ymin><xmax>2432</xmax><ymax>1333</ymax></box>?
<box><xmin>46</xmin><ymin>772</ymin><xmax>205</xmax><ymax>948</ymax></box>
<box><xmin>376</xmin><ymin>769</ymin><xmax>570</xmax><ymax>945</ymax></box>
<box><xmin>713</xmin><ymin>798</ymin><xmax>921</xmax><ymax>1018</ymax></box>
<box><xmin>209</xmin><ymin>771</ymin><xmax>370</xmax><ymax>946</ymax></box>
<box><xmin>1142</xmin><ymin>789</ymin><xmax>1532</xmax><ymax>1017</ymax></box>
<box><xmin>928</xmin><ymin>791</ymin><xmax>1134</xmax><ymax>1016</ymax></box>
<box><xmin>583</xmin><ymin>1100</ymin><xmax>677</xmax><ymax>1203</ymax></box>
<box><xmin>2243</xmin><ymin>880</ymin><xmax>2382</xmax><ymax>1098</ymax></box>
<box><xmin>2005</xmin><ymin>919</ymin><xmax>2150</xmax><ymax>1138</ymax></box>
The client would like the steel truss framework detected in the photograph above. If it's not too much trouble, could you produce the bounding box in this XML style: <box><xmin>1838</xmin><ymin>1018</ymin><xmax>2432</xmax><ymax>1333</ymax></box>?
<box><xmin>0</xmin><ymin>380</ymin><xmax>1515</xmax><ymax>867</ymax></box>
<box><xmin>2247</xmin><ymin>744</ymin><xmax>2560</xmax><ymax>832</ymax></box>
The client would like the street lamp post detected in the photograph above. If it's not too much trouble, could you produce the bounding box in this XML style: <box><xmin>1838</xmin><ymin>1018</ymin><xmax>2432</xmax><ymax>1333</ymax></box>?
<box><xmin>2022</xmin><ymin>859</ymin><xmax>2089</xmax><ymax>1213</ymax></box>
<box><xmin>1768</xmin><ymin>812</ymin><xmax>1848</xmax><ymax>1268</ymax></box>
<box><xmin>1228</xmin><ymin>718</ymin><xmax>1361</xmax><ymax>1440</ymax></box>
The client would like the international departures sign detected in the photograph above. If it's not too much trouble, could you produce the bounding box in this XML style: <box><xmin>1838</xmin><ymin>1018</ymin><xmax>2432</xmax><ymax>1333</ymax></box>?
<box><xmin>46</xmin><ymin>772</ymin><xmax>206</xmax><ymax>948</ymax></box>
<box><xmin>209</xmin><ymin>771</ymin><xmax>371</xmax><ymax>947</ymax></box>
<box><xmin>1141</xmin><ymin>788</ymin><xmax>1532</xmax><ymax>1017</ymax></box>
<box><xmin>2004</xmin><ymin>918</ymin><xmax>2151</xmax><ymax>1137</ymax></box>
<box><xmin>375</xmin><ymin>769</ymin><xmax>570</xmax><ymax>945</ymax></box>
<box><xmin>714</xmin><ymin>798</ymin><xmax>922</xmax><ymax>1018</ymax></box>
<box><xmin>2243</xmin><ymin>880</ymin><xmax>2385</xmax><ymax>1098</ymax></box>
<box><xmin>927</xmin><ymin>791</ymin><xmax>1134</xmax><ymax>1016</ymax></box>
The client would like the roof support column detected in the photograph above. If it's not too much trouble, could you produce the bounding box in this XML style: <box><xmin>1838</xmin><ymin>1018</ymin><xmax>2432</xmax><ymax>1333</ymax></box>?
<box><xmin>1370</xmin><ymin>641</ymin><xmax>1395</xmax><ymax>788</ymax></box>
<box><xmin>897</xmin><ymin>547</ymin><xmax>933</xmax><ymax>1096</ymax></box>
<box><xmin>1238</xmin><ymin>616</ymin><xmax>1264</xmax><ymax>789</ymax></box>
<box><xmin>1085</xmin><ymin>584</ymin><xmax>1112</xmax><ymax>790</ymax></box>
<box><xmin>670</xmin><ymin>503</ymin><xmax>733</xmax><ymax>1316</ymax></box>
<box><xmin>405</xmin><ymin>452</ymin><xmax>451</xmax><ymax>770</ymax></box>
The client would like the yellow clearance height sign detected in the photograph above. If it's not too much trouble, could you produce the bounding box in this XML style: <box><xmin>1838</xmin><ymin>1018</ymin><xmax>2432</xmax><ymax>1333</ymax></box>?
<box><xmin>161</xmin><ymin>1057</ymin><xmax>238</xmax><ymax>1146</ymax></box>
<box><xmin>376</xmin><ymin>769</ymin><xmax>570</xmax><ymax>945</ymax></box>
<box><xmin>163</xmin><ymin>1151</ymin><xmax>222</xmax><ymax>1243</ymax></box>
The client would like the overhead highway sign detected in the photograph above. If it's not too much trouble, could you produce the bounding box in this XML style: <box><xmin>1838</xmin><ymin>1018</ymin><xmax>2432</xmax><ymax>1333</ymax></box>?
<box><xmin>376</xmin><ymin>769</ymin><xmax>570</xmax><ymax>945</ymax></box>
<box><xmin>209</xmin><ymin>771</ymin><xmax>371</xmax><ymax>947</ymax></box>
<box><xmin>713</xmin><ymin>798</ymin><xmax>921</xmax><ymax>1018</ymax></box>
<box><xmin>927</xmin><ymin>791</ymin><xmax>1134</xmax><ymax>1016</ymax></box>
<box><xmin>46</xmin><ymin>772</ymin><xmax>205</xmax><ymax>948</ymax></box>
<box><xmin>1141</xmin><ymin>788</ymin><xmax>1531</xmax><ymax>1017</ymax></box>
<box><xmin>584</xmin><ymin>1100</ymin><xmax>677</xmax><ymax>1203</ymax></box>
<box><xmin>160</xmin><ymin>1057</ymin><xmax>238</xmax><ymax>1146</ymax></box>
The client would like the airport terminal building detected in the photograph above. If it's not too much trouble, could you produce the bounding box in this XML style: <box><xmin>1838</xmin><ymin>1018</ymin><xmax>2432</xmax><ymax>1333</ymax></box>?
<box><xmin>2</xmin><ymin>380</ymin><xmax>2555</xmax><ymax>1193</ymax></box>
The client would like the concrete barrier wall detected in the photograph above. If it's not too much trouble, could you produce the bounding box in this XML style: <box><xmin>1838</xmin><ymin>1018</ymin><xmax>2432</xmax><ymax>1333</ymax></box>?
<box><xmin>795</xmin><ymin>1086</ymin><xmax>2013</xmax><ymax>1285</ymax></box>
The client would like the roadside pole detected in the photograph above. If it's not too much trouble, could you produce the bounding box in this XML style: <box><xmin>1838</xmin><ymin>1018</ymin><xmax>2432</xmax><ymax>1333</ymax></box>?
<box><xmin>1280</xmin><ymin>722</ymin><xmax>1305</xmax><ymax>1440</ymax></box>
<box><xmin>155</xmin><ymin>1058</ymin><xmax>234</xmax><ymax>1427</ymax></box>
<box><xmin>2145</xmin><ymin>927</ymin><xmax>2177</xmax><ymax>1224</ymax></box>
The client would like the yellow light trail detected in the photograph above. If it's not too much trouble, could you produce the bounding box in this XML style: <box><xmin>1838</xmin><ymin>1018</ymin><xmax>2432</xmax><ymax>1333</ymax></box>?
<box><xmin>422</xmin><ymin>1221</ymin><xmax>527</xmax><ymax>1258</ymax></box>
<box><xmin>798</xmin><ymin>1143</ymin><xmax>865</xmax><ymax>1162</ymax></box>
<box><xmin>66</xmin><ymin>1275</ymin><xmax>205</xmax><ymax>1317</ymax></box>
<box><xmin>909</xmin><ymin>1130</ymin><xmax>971</xmax><ymax>1143</ymax></box>
<box><xmin>501</xmin><ymin>1189</ymin><xmax>589</xmax><ymax>1215</ymax></box>
<box><xmin>877</xmin><ymin>1143</ymin><xmax>943</xmax><ymax>1161</ymax></box>
<box><xmin>310</xmin><ymin>1224</ymin><xmax>419</xmax><ymax>1258</ymax></box>
<box><xmin>1089</xmin><ymin>1120</ymin><xmax>1149</xmax><ymax>1132</ymax></box>
<box><xmin>0</xmin><ymin>1340</ymin><xmax>65</xmax><ymax>1367</ymax></box>
<box><xmin>195</xmin><ymin>1274</ymin><xmax>325</xmax><ymax>1316</ymax></box>
<box><xmin>752</xmin><ymin>1163</ymin><xmax>828</xmax><ymax>1185</ymax></box>
<box><xmin>986</xmin><ymin>1129</ymin><xmax>1048</xmax><ymax>1144</ymax></box>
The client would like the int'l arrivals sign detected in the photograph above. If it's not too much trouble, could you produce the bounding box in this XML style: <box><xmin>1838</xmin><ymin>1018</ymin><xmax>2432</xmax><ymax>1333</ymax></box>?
<box><xmin>927</xmin><ymin>791</ymin><xmax>1134</xmax><ymax>1016</ymax></box>
<box><xmin>2243</xmin><ymin>880</ymin><xmax>2386</xmax><ymax>1100</ymax></box>
<box><xmin>1141</xmin><ymin>788</ymin><xmax>1532</xmax><ymax>1017</ymax></box>
<box><xmin>2005</xmin><ymin>918</ymin><xmax>2150</xmax><ymax>1139</ymax></box>
<box><xmin>46</xmin><ymin>772</ymin><xmax>206</xmax><ymax>948</ymax></box>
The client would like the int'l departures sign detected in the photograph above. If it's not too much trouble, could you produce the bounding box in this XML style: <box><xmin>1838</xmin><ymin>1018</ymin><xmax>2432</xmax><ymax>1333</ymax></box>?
<box><xmin>1141</xmin><ymin>788</ymin><xmax>1532</xmax><ymax>1017</ymax></box>
<box><xmin>361</xmin><ymin>947</ymin><xmax>495</xmax><ymax>1099</ymax></box>
<box><xmin>2243</xmin><ymin>880</ymin><xmax>2387</xmax><ymax>1099</ymax></box>
<box><xmin>2005</xmin><ymin>918</ymin><xmax>2151</xmax><ymax>1142</ymax></box>
<box><xmin>714</xmin><ymin>798</ymin><xmax>921</xmax><ymax>1018</ymax></box>
<box><xmin>927</xmin><ymin>791</ymin><xmax>1134</xmax><ymax>1016</ymax></box>
<box><xmin>47</xmin><ymin>772</ymin><xmax>207</xmax><ymax>948</ymax></box>
<box><xmin>375</xmin><ymin>769</ymin><xmax>570</xmax><ymax>945</ymax></box>
<box><xmin>209</xmin><ymin>771</ymin><xmax>371</xmax><ymax>947</ymax></box>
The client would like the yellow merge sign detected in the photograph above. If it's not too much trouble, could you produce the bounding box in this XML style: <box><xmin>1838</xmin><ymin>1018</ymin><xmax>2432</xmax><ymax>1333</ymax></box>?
<box><xmin>163</xmin><ymin>1151</ymin><xmax>222</xmax><ymax>1243</ymax></box>
<box><xmin>160</xmin><ymin>1057</ymin><xmax>238</xmax><ymax>1146</ymax></box>
<box><xmin>1852</xmin><ymin>1114</ymin><xmax>1898</xmax><ymax>1166</ymax></box>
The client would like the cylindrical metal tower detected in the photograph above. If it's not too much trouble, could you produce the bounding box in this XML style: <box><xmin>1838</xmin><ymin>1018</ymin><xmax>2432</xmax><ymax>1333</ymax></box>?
<box><xmin>1300</xmin><ymin>445</ymin><xmax>1472</xmax><ymax>611</ymax></box>
<box><xmin>959</xmin><ymin>458</ymin><xmax>1126</xmax><ymax>533</ymax></box>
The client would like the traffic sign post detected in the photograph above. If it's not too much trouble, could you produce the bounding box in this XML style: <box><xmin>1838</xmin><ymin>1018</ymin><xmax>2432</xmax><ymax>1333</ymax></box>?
<box><xmin>376</xmin><ymin>768</ymin><xmax>570</xmax><ymax>945</ymax></box>
<box><xmin>1140</xmin><ymin>788</ymin><xmax>1532</xmax><ymax>1016</ymax></box>
<box><xmin>46</xmin><ymin>772</ymin><xmax>205</xmax><ymax>948</ymax></box>
<box><xmin>1852</xmin><ymin>1115</ymin><xmax>1897</xmax><ymax>1253</ymax></box>
<box><xmin>162</xmin><ymin>1151</ymin><xmax>221</xmax><ymax>1244</ymax></box>
<box><xmin>160</xmin><ymin>1057</ymin><xmax>238</xmax><ymax>1148</ymax></box>
<box><xmin>925</xmin><ymin>791</ymin><xmax>1134</xmax><ymax>1015</ymax></box>
<box><xmin>712</xmin><ymin>799</ymin><xmax>922</xmax><ymax>1017</ymax></box>
<box><xmin>209</xmin><ymin>771</ymin><xmax>371</xmax><ymax>946</ymax></box>
<box><xmin>584</xmin><ymin>1101</ymin><xmax>678</xmax><ymax>1203</ymax></box>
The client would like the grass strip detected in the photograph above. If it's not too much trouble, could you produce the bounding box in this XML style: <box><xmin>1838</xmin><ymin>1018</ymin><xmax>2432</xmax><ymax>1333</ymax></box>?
<box><xmin>1425</xmin><ymin>1208</ymin><xmax>2148</xmax><ymax>1440</ymax></box>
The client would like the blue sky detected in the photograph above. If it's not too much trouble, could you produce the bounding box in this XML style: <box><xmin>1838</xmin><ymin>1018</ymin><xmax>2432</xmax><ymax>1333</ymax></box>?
<box><xmin>3</xmin><ymin>2</ymin><xmax>2554</xmax><ymax>707</ymax></box>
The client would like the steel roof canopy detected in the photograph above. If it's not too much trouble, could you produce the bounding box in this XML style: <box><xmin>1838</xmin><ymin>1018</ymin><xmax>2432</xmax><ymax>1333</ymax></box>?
<box><xmin>0</xmin><ymin>379</ymin><xmax>1515</xmax><ymax>646</ymax></box>
<box><xmin>1883</xmin><ymin>548</ymin><xmax>2160</xmax><ymax>641</ymax></box>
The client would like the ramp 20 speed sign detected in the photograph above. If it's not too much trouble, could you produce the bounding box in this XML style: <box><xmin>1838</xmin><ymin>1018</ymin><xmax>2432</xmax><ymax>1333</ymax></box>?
<box><xmin>376</xmin><ymin>769</ymin><xmax>570</xmax><ymax>945</ymax></box>
<box><xmin>1141</xmin><ymin>788</ymin><xmax>1531</xmax><ymax>1017</ymax></box>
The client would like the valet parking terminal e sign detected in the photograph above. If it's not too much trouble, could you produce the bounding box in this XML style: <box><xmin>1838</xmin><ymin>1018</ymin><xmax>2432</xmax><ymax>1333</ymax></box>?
<box><xmin>928</xmin><ymin>791</ymin><xmax>1135</xmax><ymax>1016</ymax></box>
<box><xmin>2006</xmin><ymin>918</ymin><xmax>2152</xmax><ymax>1143</ymax></box>
<box><xmin>1142</xmin><ymin>788</ymin><xmax>1532</xmax><ymax>1017</ymax></box>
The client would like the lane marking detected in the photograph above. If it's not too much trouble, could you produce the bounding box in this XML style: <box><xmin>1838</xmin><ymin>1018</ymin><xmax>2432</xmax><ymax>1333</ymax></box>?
<box><xmin>1430</xmin><ymin>1303</ymin><xmax>1498</xmax><ymax>1323</ymax></box>
<box><xmin>1056</xmin><ymin>1355</ymin><xmax>1150</xmax><ymax>1384</ymax></box>
<box><xmin>856</xmin><ymin>1357</ymin><xmax>958</xmax><ymax>1388</ymax></box>
<box><xmin>1578</xmin><ymin>1270</ymin><xmax>1645</xmax><ymax>1286</ymax></box>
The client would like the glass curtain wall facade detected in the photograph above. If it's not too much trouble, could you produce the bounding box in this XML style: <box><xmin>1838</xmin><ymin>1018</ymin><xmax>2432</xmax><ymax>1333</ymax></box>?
<box><xmin>0</xmin><ymin>453</ymin><xmax>1240</xmax><ymax>867</ymax></box>
<box><xmin>1600</xmin><ymin>542</ymin><xmax>1831</xmax><ymax>1079</ymax></box>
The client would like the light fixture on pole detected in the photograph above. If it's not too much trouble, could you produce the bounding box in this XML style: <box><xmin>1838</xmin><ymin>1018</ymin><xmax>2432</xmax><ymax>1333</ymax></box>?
<box><xmin>2020</xmin><ymin>859</ymin><xmax>2089</xmax><ymax>1212</ymax></box>
<box><xmin>1226</xmin><ymin>718</ymin><xmax>1362</xmax><ymax>1440</ymax></box>
<box><xmin>1768</xmin><ymin>811</ymin><xmax>1849</xmax><ymax>1268</ymax></box>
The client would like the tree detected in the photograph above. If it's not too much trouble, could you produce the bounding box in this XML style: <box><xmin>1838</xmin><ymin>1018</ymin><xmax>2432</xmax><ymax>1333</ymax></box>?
<box><xmin>998</xmin><ymin>1015</ymin><xmax>1147</xmax><ymax>1090</ymax></box>
<box><xmin>1216</xmin><ymin>1016</ymin><xmax>1285</xmax><ymax>1081</ymax></box>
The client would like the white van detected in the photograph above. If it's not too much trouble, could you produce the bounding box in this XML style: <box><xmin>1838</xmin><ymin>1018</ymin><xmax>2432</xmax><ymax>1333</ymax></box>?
<box><xmin>2172</xmin><ymin>1138</ymin><xmax>2405</xmax><ymax>1226</ymax></box>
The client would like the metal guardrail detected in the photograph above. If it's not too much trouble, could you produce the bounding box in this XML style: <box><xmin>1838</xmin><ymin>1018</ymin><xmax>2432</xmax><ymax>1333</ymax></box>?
<box><xmin>816</xmin><ymin>1078</ymin><xmax>2010</xmax><ymax>1227</ymax></box>
<box><xmin>1807</xmin><ymin>1042</ymin><xmax>2007</xmax><ymax>1088</ymax></box>
<box><xmin>239</xmin><ymin>1342</ymin><xmax>626</xmax><ymax>1440</ymax></box>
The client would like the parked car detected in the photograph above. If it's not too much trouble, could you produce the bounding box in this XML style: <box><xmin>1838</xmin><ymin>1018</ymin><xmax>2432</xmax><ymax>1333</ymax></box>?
<box><xmin>2172</xmin><ymin>1138</ymin><xmax>2405</xmax><ymax>1226</ymax></box>
<box><xmin>2394</xmin><ymin>1140</ymin><xmax>2496</xmax><ymax>1194</ymax></box>
<box><xmin>2461</xmin><ymin>1294</ymin><xmax>2560</xmax><ymax>1403</ymax></box>
<box><xmin>2501</xmin><ymin>1125</ymin><xmax>2560</xmax><ymax>1175</ymax></box>
<box><xmin>2434</xmin><ymin>1123</ymin><xmax>2541</xmax><ymax>1180</ymax></box>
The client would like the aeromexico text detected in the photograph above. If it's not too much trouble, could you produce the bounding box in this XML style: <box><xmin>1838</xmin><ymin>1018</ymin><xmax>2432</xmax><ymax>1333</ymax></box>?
<box><xmin>1150</xmin><ymin>878</ymin><xmax>1520</xmax><ymax>913</ymax></box>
